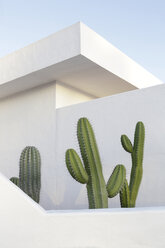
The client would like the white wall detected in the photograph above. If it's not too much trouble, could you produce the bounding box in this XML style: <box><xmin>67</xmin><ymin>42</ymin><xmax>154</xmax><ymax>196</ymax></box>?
<box><xmin>0</xmin><ymin>82</ymin><xmax>57</xmax><ymax>209</ymax></box>
<box><xmin>56</xmin><ymin>81</ymin><xmax>95</xmax><ymax>108</ymax></box>
<box><xmin>55</xmin><ymin>84</ymin><xmax>165</xmax><ymax>210</ymax></box>
<box><xmin>1</xmin><ymin>82</ymin><xmax>165</xmax><ymax>248</ymax></box>
<box><xmin>0</xmin><ymin>80</ymin><xmax>94</xmax><ymax>210</ymax></box>
<box><xmin>1</xmin><ymin>83</ymin><xmax>165</xmax><ymax>211</ymax></box>
<box><xmin>0</xmin><ymin>172</ymin><xmax>165</xmax><ymax>248</ymax></box>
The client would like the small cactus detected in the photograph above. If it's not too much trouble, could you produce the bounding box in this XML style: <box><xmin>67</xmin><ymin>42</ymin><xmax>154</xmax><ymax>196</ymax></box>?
<box><xmin>121</xmin><ymin>121</ymin><xmax>145</xmax><ymax>207</ymax></box>
<box><xmin>10</xmin><ymin>146</ymin><xmax>41</xmax><ymax>203</ymax></box>
<box><xmin>106</xmin><ymin>164</ymin><xmax>126</xmax><ymax>198</ymax></box>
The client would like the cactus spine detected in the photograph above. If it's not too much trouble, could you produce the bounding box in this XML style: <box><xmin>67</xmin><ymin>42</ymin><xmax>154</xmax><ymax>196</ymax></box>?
<box><xmin>120</xmin><ymin>121</ymin><xmax>145</xmax><ymax>207</ymax></box>
<box><xmin>66</xmin><ymin>118</ymin><xmax>108</xmax><ymax>209</ymax></box>
<box><xmin>10</xmin><ymin>146</ymin><xmax>41</xmax><ymax>203</ymax></box>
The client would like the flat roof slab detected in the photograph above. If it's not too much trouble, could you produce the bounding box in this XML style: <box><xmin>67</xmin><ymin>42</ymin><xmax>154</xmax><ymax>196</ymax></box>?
<box><xmin>0</xmin><ymin>22</ymin><xmax>163</xmax><ymax>99</ymax></box>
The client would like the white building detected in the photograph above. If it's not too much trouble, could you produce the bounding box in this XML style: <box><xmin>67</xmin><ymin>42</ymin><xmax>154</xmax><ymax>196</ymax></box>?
<box><xmin>0</xmin><ymin>22</ymin><xmax>164</xmax><ymax>247</ymax></box>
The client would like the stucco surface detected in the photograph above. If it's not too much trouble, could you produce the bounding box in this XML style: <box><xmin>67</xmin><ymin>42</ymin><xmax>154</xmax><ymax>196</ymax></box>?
<box><xmin>55</xmin><ymin>83</ymin><xmax>165</xmax><ymax>210</ymax></box>
<box><xmin>0</xmin><ymin>83</ymin><xmax>165</xmax><ymax>211</ymax></box>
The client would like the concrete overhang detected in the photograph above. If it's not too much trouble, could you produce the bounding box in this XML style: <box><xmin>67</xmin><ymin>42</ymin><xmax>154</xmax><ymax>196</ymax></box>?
<box><xmin>0</xmin><ymin>22</ymin><xmax>163</xmax><ymax>99</ymax></box>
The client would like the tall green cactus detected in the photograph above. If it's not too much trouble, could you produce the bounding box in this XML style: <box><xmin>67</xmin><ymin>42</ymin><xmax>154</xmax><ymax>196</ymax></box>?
<box><xmin>120</xmin><ymin>121</ymin><xmax>145</xmax><ymax>207</ymax></box>
<box><xmin>66</xmin><ymin>118</ymin><xmax>127</xmax><ymax>209</ymax></box>
<box><xmin>10</xmin><ymin>146</ymin><xmax>41</xmax><ymax>203</ymax></box>
<box><xmin>66</xmin><ymin>118</ymin><xmax>108</xmax><ymax>209</ymax></box>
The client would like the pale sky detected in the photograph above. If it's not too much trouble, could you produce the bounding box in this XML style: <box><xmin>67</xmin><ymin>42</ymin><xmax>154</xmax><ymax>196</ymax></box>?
<box><xmin>0</xmin><ymin>0</ymin><xmax>165</xmax><ymax>82</ymax></box>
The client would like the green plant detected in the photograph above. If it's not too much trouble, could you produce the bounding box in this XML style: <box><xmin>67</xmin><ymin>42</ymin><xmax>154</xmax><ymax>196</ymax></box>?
<box><xmin>107</xmin><ymin>121</ymin><xmax>145</xmax><ymax>207</ymax></box>
<box><xmin>66</xmin><ymin>118</ymin><xmax>125</xmax><ymax>209</ymax></box>
<box><xmin>66</xmin><ymin>118</ymin><xmax>145</xmax><ymax>209</ymax></box>
<box><xmin>121</xmin><ymin>121</ymin><xmax>145</xmax><ymax>207</ymax></box>
<box><xmin>10</xmin><ymin>146</ymin><xmax>41</xmax><ymax>203</ymax></box>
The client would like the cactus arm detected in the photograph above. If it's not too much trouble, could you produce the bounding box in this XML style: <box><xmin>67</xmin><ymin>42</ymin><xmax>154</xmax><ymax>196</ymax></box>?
<box><xmin>120</xmin><ymin>179</ymin><xmax>130</xmax><ymax>208</ymax></box>
<box><xmin>129</xmin><ymin>122</ymin><xmax>145</xmax><ymax>207</ymax></box>
<box><xmin>121</xmin><ymin>135</ymin><xmax>133</xmax><ymax>153</ymax></box>
<box><xmin>65</xmin><ymin>149</ymin><xmax>88</xmax><ymax>184</ymax></box>
<box><xmin>10</xmin><ymin>177</ymin><xmax>20</xmax><ymax>187</ymax></box>
<box><xmin>77</xmin><ymin>118</ymin><xmax>108</xmax><ymax>209</ymax></box>
<box><xmin>107</xmin><ymin>164</ymin><xmax>126</xmax><ymax>198</ymax></box>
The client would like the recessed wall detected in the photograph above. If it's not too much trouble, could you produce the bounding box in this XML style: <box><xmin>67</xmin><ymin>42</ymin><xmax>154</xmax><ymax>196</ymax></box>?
<box><xmin>56</xmin><ymin>81</ymin><xmax>95</xmax><ymax>108</ymax></box>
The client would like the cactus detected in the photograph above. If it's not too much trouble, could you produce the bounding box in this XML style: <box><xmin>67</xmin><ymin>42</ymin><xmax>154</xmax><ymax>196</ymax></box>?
<box><xmin>10</xmin><ymin>146</ymin><xmax>41</xmax><ymax>203</ymax></box>
<box><xmin>107</xmin><ymin>122</ymin><xmax>145</xmax><ymax>207</ymax></box>
<box><xmin>120</xmin><ymin>121</ymin><xmax>145</xmax><ymax>207</ymax></box>
<box><xmin>66</xmin><ymin>118</ymin><xmax>108</xmax><ymax>209</ymax></box>
<box><xmin>66</xmin><ymin>118</ymin><xmax>145</xmax><ymax>208</ymax></box>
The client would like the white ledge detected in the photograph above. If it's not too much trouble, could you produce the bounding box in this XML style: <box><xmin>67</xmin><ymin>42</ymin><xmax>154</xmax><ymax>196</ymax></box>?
<box><xmin>0</xmin><ymin>22</ymin><xmax>163</xmax><ymax>99</ymax></box>
<box><xmin>46</xmin><ymin>206</ymin><xmax>165</xmax><ymax>215</ymax></box>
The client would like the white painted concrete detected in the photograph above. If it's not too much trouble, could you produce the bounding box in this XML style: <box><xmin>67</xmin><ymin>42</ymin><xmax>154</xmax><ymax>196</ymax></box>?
<box><xmin>0</xmin><ymin>22</ymin><xmax>163</xmax><ymax>99</ymax></box>
<box><xmin>0</xmin><ymin>22</ymin><xmax>80</xmax><ymax>86</ymax></box>
<box><xmin>0</xmin><ymin>82</ymin><xmax>57</xmax><ymax>209</ymax></box>
<box><xmin>55</xmin><ymin>84</ymin><xmax>165</xmax><ymax>210</ymax></box>
<box><xmin>56</xmin><ymin>81</ymin><xmax>95</xmax><ymax>108</ymax></box>
<box><xmin>80</xmin><ymin>23</ymin><xmax>163</xmax><ymax>89</ymax></box>
<box><xmin>0</xmin><ymin>172</ymin><xmax>165</xmax><ymax>248</ymax></box>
